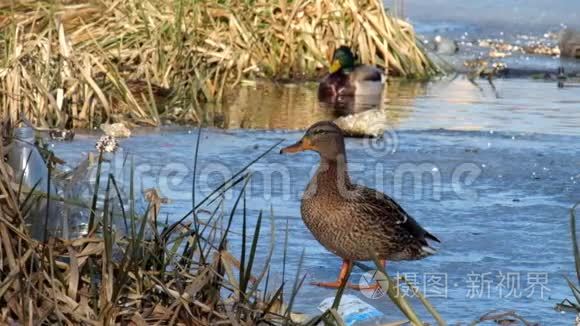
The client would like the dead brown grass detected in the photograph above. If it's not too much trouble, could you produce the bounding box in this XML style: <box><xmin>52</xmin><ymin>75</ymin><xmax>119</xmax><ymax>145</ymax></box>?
<box><xmin>0</xmin><ymin>120</ymin><xmax>300</xmax><ymax>325</ymax></box>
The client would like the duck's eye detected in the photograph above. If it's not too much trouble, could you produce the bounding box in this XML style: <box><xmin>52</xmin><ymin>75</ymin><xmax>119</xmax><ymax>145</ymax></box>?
<box><xmin>310</xmin><ymin>128</ymin><xmax>339</xmax><ymax>136</ymax></box>
<box><xmin>311</xmin><ymin>129</ymin><xmax>327</xmax><ymax>135</ymax></box>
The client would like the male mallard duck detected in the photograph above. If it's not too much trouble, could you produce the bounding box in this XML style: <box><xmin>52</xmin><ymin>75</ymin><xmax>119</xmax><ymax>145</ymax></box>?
<box><xmin>280</xmin><ymin>121</ymin><xmax>439</xmax><ymax>288</ymax></box>
<box><xmin>318</xmin><ymin>46</ymin><xmax>385</xmax><ymax>99</ymax></box>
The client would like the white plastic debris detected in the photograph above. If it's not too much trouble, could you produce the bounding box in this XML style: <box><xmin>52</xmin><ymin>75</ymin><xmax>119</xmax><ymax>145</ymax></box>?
<box><xmin>317</xmin><ymin>294</ymin><xmax>384</xmax><ymax>325</ymax></box>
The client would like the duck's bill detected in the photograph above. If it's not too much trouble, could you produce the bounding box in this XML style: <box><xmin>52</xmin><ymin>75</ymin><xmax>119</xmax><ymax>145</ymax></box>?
<box><xmin>329</xmin><ymin>60</ymin><xmax>341</xmax><ymax>73</ymax></box>
<box><xmin>280</xmin><ymin>138</ymin><xmax>312</xmax><ymax>154</ymax></box>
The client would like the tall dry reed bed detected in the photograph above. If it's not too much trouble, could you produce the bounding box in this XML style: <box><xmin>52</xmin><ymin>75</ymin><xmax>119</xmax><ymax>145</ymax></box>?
<box><xmin>0</xmin><ymin>120</ymin><xmax>304</xmax><ymax>324</ymax></box>
<box><xmin>0</xmin><ymin>0</ymin><xmax>437</xmax><ymax>129</ymax></box>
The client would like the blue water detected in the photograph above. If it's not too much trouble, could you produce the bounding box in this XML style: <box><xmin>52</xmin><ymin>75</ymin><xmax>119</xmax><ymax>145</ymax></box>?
<box><xmin>386</xmin><ymin>0</ymin><xmax>580</xmax><ymax>75</ymax></box>
<box><xmin>392</xmin><ymin>0</ymin><xmax>580</xmax><ymax>32</ymax></box>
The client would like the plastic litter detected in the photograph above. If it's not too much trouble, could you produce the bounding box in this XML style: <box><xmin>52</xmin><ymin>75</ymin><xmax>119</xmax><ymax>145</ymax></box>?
<box><xmin>318</xmin><ymin>294</ymin><xmax>384</xmax><ymax>325</ymax></box>
<box><xmin>7</xmin><ymin>126</ymin><xmax>63</xmax><ymax>239</ymax></box>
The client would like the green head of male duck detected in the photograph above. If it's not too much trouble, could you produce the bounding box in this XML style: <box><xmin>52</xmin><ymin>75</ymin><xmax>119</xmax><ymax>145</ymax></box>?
<box><xmin>329</xmin><ymin>46</ymin><xmax>356</xmax><ymax>73</ymax></box>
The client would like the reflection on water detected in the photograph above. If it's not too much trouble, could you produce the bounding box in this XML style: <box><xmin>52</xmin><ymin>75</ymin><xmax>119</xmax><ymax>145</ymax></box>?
<box><xmin>203</xmin><ymin>80</ymin><xmax>424</xmax><ymax>130</ymax></box>
<box><xmin>203</xmin><ymin>77</ymin><xmax>580</xmax><ymax>136</ymax></box>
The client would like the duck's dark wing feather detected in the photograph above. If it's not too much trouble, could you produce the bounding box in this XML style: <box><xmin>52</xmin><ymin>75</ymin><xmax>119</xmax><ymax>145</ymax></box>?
<box><xmin>355</xmin><ymin>186</ymin><xmax>440</xmax><ymax>246</ymax></box>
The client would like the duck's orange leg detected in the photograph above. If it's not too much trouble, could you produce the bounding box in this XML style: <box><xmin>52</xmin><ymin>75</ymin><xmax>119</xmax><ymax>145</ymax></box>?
<box><xmin>311</xmin><ymin>260</ymin><xmax>388</xmax><ymax>290</ymax></box>
<box><xmin>349</xmin><ymin>259</ymin><xmax>387</xmax><ymax>290</ymax></box>
<box><xmin>311</xmin><ymin>260</ymin><xmax>352</xmax><ymax>288</ymax></box>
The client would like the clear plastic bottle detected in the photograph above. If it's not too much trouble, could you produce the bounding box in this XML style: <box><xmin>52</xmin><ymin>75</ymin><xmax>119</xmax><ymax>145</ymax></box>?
<box><xmin>7</xmin><ymin>126</ymin><xmax>63</xmax><ymax>240</ymax></box>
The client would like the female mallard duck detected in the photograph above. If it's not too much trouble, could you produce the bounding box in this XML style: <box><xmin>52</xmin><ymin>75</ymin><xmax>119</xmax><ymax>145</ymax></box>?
<box><xmin>318</xmin><ymin>46</ymin><xmax>385</xmax><ymax>100</ymax></box>
<box><xmin>280</xmin><ymin>121</ymin><xmax>439</xmax><ymax>288</ymax></box>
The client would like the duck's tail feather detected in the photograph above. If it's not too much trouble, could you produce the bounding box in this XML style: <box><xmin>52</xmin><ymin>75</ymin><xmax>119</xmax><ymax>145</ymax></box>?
<box><xmin>425</xmin><ymin>231</ymin><xmax>440</xmax><ymax>243</ymax></box>
<box><xmin>421</xmin><ymin>245</ymin><xmax>438</xmax><ymax>256</ymax></box>
<box><xmin>420</xmin><ymin>231</ymin><xmax>440</xmax><ymax>256</ymax></box>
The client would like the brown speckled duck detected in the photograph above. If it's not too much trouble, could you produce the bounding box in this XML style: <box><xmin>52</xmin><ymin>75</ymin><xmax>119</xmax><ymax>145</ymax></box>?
<box><xmin>280</xmin><ymin>121</ymin><xmax>440</xmax><ymax>288</ymax></box>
